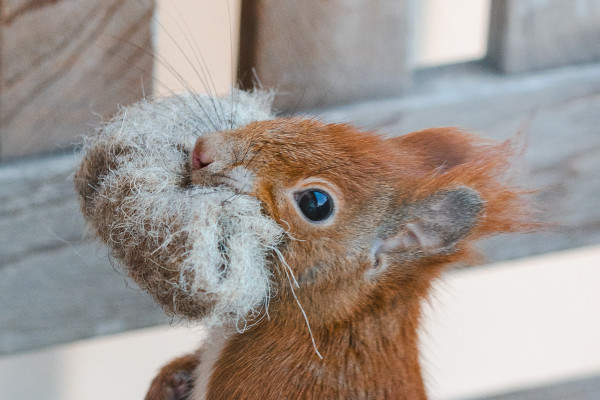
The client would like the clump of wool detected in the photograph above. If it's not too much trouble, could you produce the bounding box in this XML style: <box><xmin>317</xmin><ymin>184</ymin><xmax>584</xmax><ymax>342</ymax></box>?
<box><xmin>74</xmin><ymin>90</ymin><xmax>284</xmax><ymax>329</ymax></box>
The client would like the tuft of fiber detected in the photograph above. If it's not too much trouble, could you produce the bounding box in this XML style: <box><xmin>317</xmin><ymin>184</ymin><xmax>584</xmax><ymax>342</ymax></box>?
<box><xmin>74</xmin><ymin>90</ymin><xmax>284</xmax><ymax>329</ymax></box>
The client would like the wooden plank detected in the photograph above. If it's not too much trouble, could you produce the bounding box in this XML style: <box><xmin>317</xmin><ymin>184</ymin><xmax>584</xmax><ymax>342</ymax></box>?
<box><xmin>238</xmin><ymin>0</ymin><xmax>414</xmax><ymax>111</ymax></box>
<box><xmin>0</xmin><ymin>0</ymin><xmax>155</xmax><ymax>160</ymax></box>
<box><xmin>487</xmin><ymin>0</ymin><xmax>600</xmax><ymax>73</ymax></box>
<box><xmin>0</xmin><ymin>154</ymin><xmax>165</xmax><ymax>355</ymax></box>
<box><xmin>472</xmin><ymin>374</ymin><xmax>600</xmax><ymax>400</ymax></box>
<box><xmin>314</xmin><ymin>61</ymin><xmax>600</xmax><ymax>262</ymax></box>
<box><xmin>0</xmin><ymin>153</ymin><xmax>165</xmax><ymax>355</ymax></box>
<box><xmin>0</xmin><ymin>154</ymin><xmax>83</xmax><ymax>265</ymax></box>
<box><xmin>0</xmin><ymin>241</ymin><xmax>165</xmax><ymax>355</ymax></box>
<box><xmin>2</xmin><ymin>62</ymin><xmax>599</xmax><ymax>354</ymax></box>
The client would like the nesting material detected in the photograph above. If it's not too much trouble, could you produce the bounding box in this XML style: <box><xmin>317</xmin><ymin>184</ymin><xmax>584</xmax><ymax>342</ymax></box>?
<box><xmin>74</xmin><ymin>90</ymin><xmax>284</xmax><ymax>329</ymax></box>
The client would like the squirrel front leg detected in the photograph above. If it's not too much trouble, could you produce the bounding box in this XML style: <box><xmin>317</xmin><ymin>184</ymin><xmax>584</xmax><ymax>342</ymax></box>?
<box><xmin>145</xmin><ymin>354</ymin><xmax>199</xmax><ymax>400</ymax></box>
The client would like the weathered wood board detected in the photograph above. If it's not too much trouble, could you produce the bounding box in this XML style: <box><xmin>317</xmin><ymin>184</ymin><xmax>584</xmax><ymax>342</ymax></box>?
<box><xmin>472</xmin><ymin>374</ymin><xmax>600</xmax><ymax>400</ymax></box>
<box><xmin>0</xmin><ymin>155</ymin><xmax>83</xmax><ymax>266</ymax></box>
<box><xmin>0</xmin><ymin>242</ymin><xmax>165</xmax><ymax>355</ymax></box>
<box><xmin>0</xmin><ymin>0</ymin><xmax>155</xmax><ymax>160</ymax></box>
<box><xmin>2</xmin><ymin>61</ymin><xmax>600</xmax><ymax>355</ymax></box>
<box><xmin>238</xmin><ymin>0</ymin><xmax>414</xmax><ymax>111</ymax></box>
<box><xmin>487</xmin><ymin>0</ymin><xmax>600</xmax><ymax>73</ymax></box>
<box><xmin>0</xmin><ymin>154</ymin><xmax>165</xmax><ymax>355</ymax></box>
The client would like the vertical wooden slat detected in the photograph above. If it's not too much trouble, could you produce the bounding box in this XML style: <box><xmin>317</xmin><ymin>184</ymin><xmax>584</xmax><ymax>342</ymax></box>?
<box><xmin>0</xmin><ymin>0</ymin><xmax>155</xmax><ymax>160</ymax></box>
<box><xmin>0</xmin><ymin>0</ymin><xmax>4</xmax><ymax>157</ymax></box>
<box><xmin>487</xmin><ymin>0</ymin><xmax>600</xmax><ymax>73</ymax></box>
<box><xmin>238</xmin><ymin>0</ymin><xmax>414</xmax><ymax>111</ymax></box>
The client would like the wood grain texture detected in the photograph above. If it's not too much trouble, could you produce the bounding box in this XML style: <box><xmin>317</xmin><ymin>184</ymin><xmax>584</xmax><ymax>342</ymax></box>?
<box><xmin>472</xmin><ymin>374</ymin><xmax>600</xmax><ymax>400</ymax></box>
<box><xmin>0</xmin><ymin>0</ymin><xmax>155</xmax><ymax>159</ymax></box>
<box><xmin>238</xmin><ymin>0</ymin><xmax>414</xmax><ymax>111</ymax></box>
<box><xmin>487</xmin><ymin>0</ymin><xmax>600</xmax><ymax>73</ymax></box>
<box><xmin>0</xmin><ymin>242</ymin><xmax>165</xmax><ymax>355</ymax></box>
<box><xmin>0</xmin><ymin>155</ymin><xmax>83</xmax><ymax>265</ymax></box>
<box><xmin>0</xmin><ymin>153</ymin><xmax>165</xmax><ymax>355</ymax></box>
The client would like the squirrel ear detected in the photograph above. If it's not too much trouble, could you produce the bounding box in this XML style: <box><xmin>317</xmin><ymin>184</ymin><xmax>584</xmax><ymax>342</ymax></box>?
<box><xmin>370</xmin><ymin>187</ymin><xmax>483</xmax><ymax>275</ymax></box>
<box><xmin>388</xmin><ymin>128</ymin><xmax>482</xmax><ymax>173</ymax></box>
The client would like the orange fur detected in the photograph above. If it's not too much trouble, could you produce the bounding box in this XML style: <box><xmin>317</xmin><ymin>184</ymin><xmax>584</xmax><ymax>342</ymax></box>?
<box><xmin>149</xmin><ymin>119</ymin><xmax>537</xmax><ymax>399</ymax></box>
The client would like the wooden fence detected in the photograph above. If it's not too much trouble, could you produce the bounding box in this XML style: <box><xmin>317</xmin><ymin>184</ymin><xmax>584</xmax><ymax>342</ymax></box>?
<box><xmin>1</xmin><ymin>0</ymin><xmax>599</xmax><ymax>356</ymax></box>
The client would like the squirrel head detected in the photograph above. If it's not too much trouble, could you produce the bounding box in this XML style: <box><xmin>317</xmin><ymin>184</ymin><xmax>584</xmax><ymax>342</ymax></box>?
<box><xmin>189</xmin><ymin>118</ymin><xmax>536</xmax><ymax>323</ymax></box>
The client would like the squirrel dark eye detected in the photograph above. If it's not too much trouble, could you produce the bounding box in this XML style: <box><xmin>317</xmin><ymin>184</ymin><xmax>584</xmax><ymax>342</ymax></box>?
<box><xmin>295</xmin><ymin>189</ymin><xmax>334</xmax><ymax>222</ymax></box>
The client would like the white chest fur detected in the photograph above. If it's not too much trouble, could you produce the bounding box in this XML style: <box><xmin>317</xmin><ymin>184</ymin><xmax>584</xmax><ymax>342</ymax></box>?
<box><xmin>192</xmin><ymin>330</ymin><xmax>231</xmax><ymax>400</ymax></box>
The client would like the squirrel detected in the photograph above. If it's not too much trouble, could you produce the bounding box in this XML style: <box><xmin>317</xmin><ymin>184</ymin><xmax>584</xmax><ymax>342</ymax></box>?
<box><xmin>75</xmin><ymin>92</ymin><xmax>536</xmax><ymax>400</ymax></box>
<box><xmin>144</xmin><ymin>118</ymin><xmax>535</xmax><ymax>399</ymax></box>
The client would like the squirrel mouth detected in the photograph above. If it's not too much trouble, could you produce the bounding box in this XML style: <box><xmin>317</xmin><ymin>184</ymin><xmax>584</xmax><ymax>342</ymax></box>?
<box><xmin>189</xmin><ymin>160</ymin><xmax>257</xmax><ymax>196</ymax></box>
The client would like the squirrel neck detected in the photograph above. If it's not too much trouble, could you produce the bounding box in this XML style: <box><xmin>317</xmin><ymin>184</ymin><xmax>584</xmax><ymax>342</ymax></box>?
<box><xmin>205</xmin><ymin>290</ymin><xmax>428</xmax><ymax>399</ymax></box>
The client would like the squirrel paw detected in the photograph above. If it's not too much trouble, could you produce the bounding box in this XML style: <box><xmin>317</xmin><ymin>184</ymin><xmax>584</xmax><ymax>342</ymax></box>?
<box><xmin>145</xmin><ymin>355</ymin><xmax>198</xmax><ymax>400</ymax></box>
<box><xmin>166</xmin><ymin>370</ymin><xmax>194</xmax><ymax>400</ymax></box>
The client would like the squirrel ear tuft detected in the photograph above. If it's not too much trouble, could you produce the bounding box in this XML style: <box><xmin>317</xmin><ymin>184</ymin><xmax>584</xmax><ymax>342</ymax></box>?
<box><xmin>387</xmin><ymin>128</ymin><xmax>488</xmax><ymax>174</ymax></box>
<box><xmin>371</xmin><ymin>187</ymin><xmax>483</xmax><ymax>272</ymax></box>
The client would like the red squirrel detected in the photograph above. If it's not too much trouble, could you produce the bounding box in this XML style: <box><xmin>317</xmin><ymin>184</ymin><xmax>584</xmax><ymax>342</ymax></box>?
<box><xmin>139</xmin><ymin>117</ymin><xmax>536</xmax><ymax>399</ymax></box>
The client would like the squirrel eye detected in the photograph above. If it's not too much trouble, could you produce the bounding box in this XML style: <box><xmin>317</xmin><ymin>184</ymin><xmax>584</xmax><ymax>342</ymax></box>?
<box><xmin>295</xmin><ymin>189</ymin><xmax>334</xmax><ymax>222</ymax></box>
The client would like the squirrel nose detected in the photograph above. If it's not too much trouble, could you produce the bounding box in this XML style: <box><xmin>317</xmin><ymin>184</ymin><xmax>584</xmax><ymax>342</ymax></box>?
<box><xmin>191</xmin><ymin>138</ymin><xmax>214</xmax><ymax>170</ymax></box>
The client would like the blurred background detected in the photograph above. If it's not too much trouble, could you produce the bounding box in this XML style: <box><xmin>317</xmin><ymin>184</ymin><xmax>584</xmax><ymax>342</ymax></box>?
<box><xmin>1</xmin><ymin>0</ymin><xmax>599</xmax><ymax>399</ymax></box>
